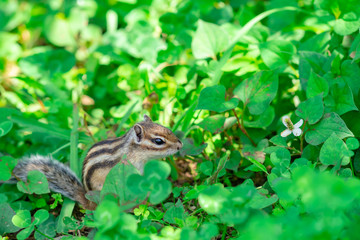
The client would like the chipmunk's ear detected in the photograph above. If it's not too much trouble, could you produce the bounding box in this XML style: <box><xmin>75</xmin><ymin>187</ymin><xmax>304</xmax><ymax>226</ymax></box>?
<box><xmin>143</xmin><ymin>114</ymin><xmax>152</xmax><ymax>122</ymax></box>
<box><xmin>134</xmin><ymin>124</ymin><xmax>144</xmax><ymax>143</ymax></box>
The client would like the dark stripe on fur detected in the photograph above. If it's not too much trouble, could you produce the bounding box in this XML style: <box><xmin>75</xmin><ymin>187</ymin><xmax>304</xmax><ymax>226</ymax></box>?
<box><xmin>85</xmin><ymin>158</ymin><xmax>121</xmax><ymax>191</ymax></box>
<box><xmin>82</xmin><ymin>132</ymin><xmax>129</xmax><ymax>171</ymax></box>
<box><xmin>85</xmin><ymin>142</ymin><xmax>126</xmax><ymax>161</ymax></box>
<box><xmin>82</xmin><ymin>141</ymin><xmax>126</xmax><ymax>180</ymax></box>
<box><xmin>142</xmin><ymin>146</ymin><xmax>167</xmax><ymax>151</ymax></box>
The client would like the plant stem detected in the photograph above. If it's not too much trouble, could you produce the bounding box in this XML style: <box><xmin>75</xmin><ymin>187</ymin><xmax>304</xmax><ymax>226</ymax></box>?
<box><xmin>223</xmin><ymin>130</ymin><xmax>234</xmax><ymax>146</ymax></box>
<box><xmin>35</xmin><ymin>226</ymin><xmax>55</xmax><ymax>240</ymax></box>
<box><xmin>221</xmin><ymin>225</ymin><xmax>228</xmax><ymax>240</ymax></box>
<box><xmin>232</xmin><ymin>109</ymin><xmax>256</xmax><ymax>146</ymax></box>
<box><xmin>71</xmin><ymin>103</ymin><xmax>80</xmax><ymax>177</ymax></box>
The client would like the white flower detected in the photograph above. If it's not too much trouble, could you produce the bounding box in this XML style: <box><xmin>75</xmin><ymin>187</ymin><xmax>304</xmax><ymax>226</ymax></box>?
<box><xmin>281</xmin><ymin>116</ymin><xmax>303</xmax><ymax>137</ymax></box>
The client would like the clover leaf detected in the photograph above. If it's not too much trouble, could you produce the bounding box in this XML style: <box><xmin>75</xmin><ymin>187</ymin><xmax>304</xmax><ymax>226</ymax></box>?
<box><xmin>12</xmin><ymin>209</ymin><xmax>49</xmax><ymax>240</ymax></box>
<box><xmin>127</xmin><ymin>161</ymin><xmax>172</xmax><ymax>205</ymax></box>
<box><xmin>17</xmin><ymin>170</ymin><xmax>50</xmax><ymax>195</ymax></box>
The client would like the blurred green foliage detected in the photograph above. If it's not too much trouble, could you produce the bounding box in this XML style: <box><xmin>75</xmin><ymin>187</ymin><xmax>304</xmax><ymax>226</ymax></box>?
<box><xmin>0</xmin><ymin>0</ymin><xmax>360</xmax><ymax>239</ymax></box>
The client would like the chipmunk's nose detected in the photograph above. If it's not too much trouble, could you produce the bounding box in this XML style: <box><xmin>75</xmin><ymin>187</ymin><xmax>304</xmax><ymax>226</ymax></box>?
<box><xmin>177</xmin><ymin>139</ymin><xmax>183</xmax><ymax>150</ymax></box>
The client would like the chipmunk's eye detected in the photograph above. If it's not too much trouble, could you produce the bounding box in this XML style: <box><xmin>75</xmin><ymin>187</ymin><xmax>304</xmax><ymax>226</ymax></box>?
<box><xmin>152</xmin><ymin>138</ymin><xmax>165</xmax><ymax>145</ymax></box>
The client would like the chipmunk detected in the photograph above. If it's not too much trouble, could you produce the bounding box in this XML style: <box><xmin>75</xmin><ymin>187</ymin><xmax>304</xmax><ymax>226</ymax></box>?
<box><xmin>11</xmin><ymin>115</ymin><xmax>182</xmax><ymax>210</ymax></box>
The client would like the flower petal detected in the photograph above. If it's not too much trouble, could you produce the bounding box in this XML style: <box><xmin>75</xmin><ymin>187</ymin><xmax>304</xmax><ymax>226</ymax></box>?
<box><xmin>293</xmin><ymin>128</ymin><xmax>302</xmax><ymax>136</ymax></box>
<box><xmin>281</xmin><ymin>116</ymin><xmax>290</xmax><ymax>127</ymax></box>
<box><xmin>281</xmin><ymin>129</ymin><xmax>292</xmax><ymax>137</ymax></box>
<box><xmin>294</xmin><ymin>119</ymin><xmax>304</xmax><ymax>128</ymax></box>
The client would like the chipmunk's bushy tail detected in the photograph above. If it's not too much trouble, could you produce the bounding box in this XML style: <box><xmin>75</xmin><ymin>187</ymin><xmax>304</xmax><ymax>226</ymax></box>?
<box><xmin>12</xmin><ymin>155</ymin><xmax>96</xmax><ymax>210</ymax></box>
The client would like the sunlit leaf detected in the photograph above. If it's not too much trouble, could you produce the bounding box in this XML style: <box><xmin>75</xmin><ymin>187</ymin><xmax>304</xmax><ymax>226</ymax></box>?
<box><xmin>192</xmin><ymin>20</ymin><xmax>229</xmax><ymax>59</ymax></box>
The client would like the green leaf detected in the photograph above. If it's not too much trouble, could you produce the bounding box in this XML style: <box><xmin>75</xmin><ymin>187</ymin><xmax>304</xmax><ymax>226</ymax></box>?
<box><xmin>346</xmin><ymin>137</ymin><xmax>359</xmax><ymax>150</ymax></box>
<box><xmin>225</xmin><ymin>151</ymin><xmax>241</xmax><ymax>171</ymax></box>
<box><xmin>18</xmin><ymin>49</ymin><xmax>76</xmax><ymax>79</ymax></box>
<box><xmin>259</xmin><ymin>40</ymin><xmax>295</xmax><ymax>70</ymax></box>
<box><xmin>0</xmin><ymin>203</ymin><xmax>20</xmax><ymax>234</ymax></box>
<box><xmin>33</xmin><ymin>209</ymin><xmax>49</xmax><ymax>225</ymax></box>
<box><xmin>302</xmin><ymin>145</ymin><xmax>320</xmax><ymax>162</ymax></box>
<box><xmin>341</xmin><ymin>60</ymin><xmax>360</xmax><ymax>99</ymax></box>
<box><xmin>339</xmin><ymin>168</ymin><xmax>353</xmax><ymax>178</ymax></box>
<box><xmin>16</xmin><ymin>225</ymin><xmax>34</xmax><ymax>240</ymax></box>
<box><xmin>243</xmin><ymin>106</ymin><xmax>275</xmax><ymax>128</ymax></box>
<box><xmin>299</xmin><ymin>51</ymin><xmax>331</xmax><ymax>83</ymax></box>
<box><xmin>0</xmin><ymin>121</ymin><xmax>13</xmax><ymax>137</ymax></box>
<box><xmin>127</xmin><ymin>161</ymin><xmax>172</xmax><ymax>205</ymax></box>
<box><xmin>305</xmin><ymin>112</ymin><xmax>353</xmax><ymax>145</ymax></box>
<box><xmin>17</xmin><ymin>171</ymin><xmax>50</xmax><ymax>195</ymax></box>
<box><xmin>179</xmin><ymin>139</ymin><xmax>207</xmax><ymax>156</ymax></box>
<box><xmin>94</xmin><ymin>200</ymin><xmax>121</xmax><ymax>229</ymax></box>
<box><xmin>333</xmin><ymin>18</ymin><xmax>360</xmax><ymax>36</ymax></box>
<box><xmin>149</xmin><ymin>180</ymin><xmax>172</xmax><ymax>204</ymax></box>
<box><xmin>245</xmin><ymin>156</ymin><xmax>268</xmax><ymax>174</ymax></box>
<box><xmin>270</xmin><ymin>135</ymin><xmax>287</xmax><ymax>147</ymax></box>
<box><xmin>349</xmin><ymin>34</ymin><xmax>360</xmax><ymax>61</ymax></box>
<box><xmin>163</xmin><ymin>200</ymin><xmax>188</xmax><ymax>225</ymax></box>
<box><xmin>196</xmin><ymin>85</ymin><xmax>239</xmax><ymax>113</ymax></box>
<box><xmin>12</xmin><ymin>210</ymin><xmax>32</xmax><ymax>228</ymax></box>
<box><xmin>198</xmin><ymin>115</ymin><xmax>226</xmax><ymax>134</ymax></box>
<box><xmin>101</xmin><ymin>162</ymin><xmax>140</xmax><ymax>206</ymax></box>
<box><xmin>35</xmin><ymin>215</ymin><xmax>56</xmax><ymax>240</ymax></box>
<box><xmin>0</xmin><ymin>156</ymin><xmax>17</xmax><ymax>181</ymax></box>
<box><xmin>44</xmin><ymin>14</ymin><xmax>76</xmax><ymax>47</ymax></box>
<box><xmin>222</xmin><ymin>54</ymin><xmax>258</xmax><ymax>75</ymax></box>
<box><xmin>295</xmin><ymin>94</ymin><xmax>324</xmax><ymax>124</ymax></box>
<box><xmin>144</xmin><ymin>161</ymin><xmax>171</xmax><ymax>180</ymax></box>
<box><xmin>207</xmin><ymin>153</ymin><xmax>229</xmax><ymax>184</ymax></box>
<box><xmin>299</xmin><ymin>32</ymin><xmax>331</xmax><ymax>52</ymax></box>
<box><xmin>319</xmin><ymin>133</ymin><xmax>350</xmax><ymax>166</ymax></box>
<box><xmin>191</xmin><ymin>20</ymin><xmax>229</xmax><ymax>59</ymax></box>
<box><xmin>248</xmin><ymin>193</ymin><xmax>278</xmax><ymax>209</ymax></box>
<box><xmin>198</xmin><ymin>185</ymin><xmax>229</xmax><ymax>215</ymax></box>
<box><xmin>270</xmin><ymin>148</ymin><xmax>291</xmax><ymax>168</ymax></box>
<box><xmin>306</xmin><ymin>71</ymin><xmax>329</xmax><ymax>98</ymax></box>
<box><xmin>324</xmin><ymin>82</ymin><xmax>358</xmax><ymax>115</ymax></box>
<box><xmin>342</xmin><ymin>111</ymin><xmax>360</xmax><ymax>137</ymax></box>
<box><xmin>200</xmin><ymin>161</ymin><xmax>213</xmax><ymax>176</ymax></box>
<box><xmin>210</xmin><ymin>7</ymin><xmax>301</xmax><ymax>85</ymax></box>
<box><xmin>234</xmin><ymin>71</ymin><xmax>278</xmax><ymax>115</ymax></box>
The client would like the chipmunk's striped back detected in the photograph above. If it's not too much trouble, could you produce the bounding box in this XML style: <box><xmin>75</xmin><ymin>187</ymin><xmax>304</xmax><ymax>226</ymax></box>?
<box><xmin>82</xmin><ymin>115</ymin><xmax>182</xmax><ymax>192</ymax></box>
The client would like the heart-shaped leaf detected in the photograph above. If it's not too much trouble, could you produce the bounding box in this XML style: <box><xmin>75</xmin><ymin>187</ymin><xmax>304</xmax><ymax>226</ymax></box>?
<box><xmin>196</xmin><ymin>85</ymin><xmax>239</xmax><ymax>113</ymax></box>
<box><xmin>305</xmin><ymin>112</ymin><xmax>353</xmax><ymax>145</ymax></box>
<box><xmin>295</xmin><ymin>94</ymin><xmax>324</xmax><ymax>124</ymax></box>
<box><xmin>319</xmin><ymin>133</ymin><xmax>350</xmax><ymax>166</ymax></box>
<box><xmin>192</xmin><ymin>20</ymin><xmax>229</xmax><ymax>59</ymax></box>
<box><xmin>17</xmin><ymin>171</ymin><xmax>49</xmax><ymax>195</ymax></box>
<box><xmin>306</xmin><ymin>71</ymin><xmax>329</xmax><ymax>98</ymax></box>
<box><xmin>0</xmin><ymin>156</ymin><xmax>17</xmax><ymax>181</ymax></box>
<box><xmin>12</xmin><ymin>210</ymin><xmax>32</xmax><ymax>228</ymax></box>
<box><xmin>234</xmin><ymin>71</ymin><xmax>278</xmax><ymax>115</ymax></box>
